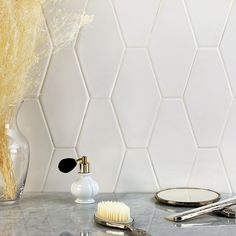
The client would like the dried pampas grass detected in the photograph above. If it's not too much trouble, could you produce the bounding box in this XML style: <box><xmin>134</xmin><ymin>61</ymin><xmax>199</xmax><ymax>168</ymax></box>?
<box><xmin>0</xmin><ymin>0</ymin><xmax>92</xmax><ymax>200</ymax></box>
<box><xmin>0</xmin><ymin>0</ymin><xmax>44</xmax><ymax>200</ymax></box>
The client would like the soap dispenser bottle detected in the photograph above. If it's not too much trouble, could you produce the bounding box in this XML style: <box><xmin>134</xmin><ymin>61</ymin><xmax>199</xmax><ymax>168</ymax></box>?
<box><xmin>71</xmin><ymin>156</ymin><xmax>99</xmax><ymax>204</ymax></box>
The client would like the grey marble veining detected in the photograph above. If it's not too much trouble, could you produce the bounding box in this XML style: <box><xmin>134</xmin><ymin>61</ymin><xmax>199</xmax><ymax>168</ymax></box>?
<box><xmin>0</xmin><ymin>193</ymin><xmax>236</xmax><ymax>236</ymax></box>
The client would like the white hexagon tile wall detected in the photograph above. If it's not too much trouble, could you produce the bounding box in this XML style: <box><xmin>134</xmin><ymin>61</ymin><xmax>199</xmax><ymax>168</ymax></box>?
<box><xmin>17</xmin><ymin>0</ymin><xmax>236</xmax><ymax>193</ymax></box>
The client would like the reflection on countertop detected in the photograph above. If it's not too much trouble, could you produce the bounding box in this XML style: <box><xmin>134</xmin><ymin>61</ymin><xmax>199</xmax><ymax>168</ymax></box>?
<box><xmin>0</xmin><ymin>193</ymin><xmax>236</xmax><ymax>236</ymax></box>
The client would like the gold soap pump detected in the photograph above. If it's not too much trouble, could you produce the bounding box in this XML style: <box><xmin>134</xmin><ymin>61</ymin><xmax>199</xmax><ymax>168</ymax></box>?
<box><xmin>71</xmin><ymin>156</ymin><xmax>99</xmax><ymax>204</ymax></box>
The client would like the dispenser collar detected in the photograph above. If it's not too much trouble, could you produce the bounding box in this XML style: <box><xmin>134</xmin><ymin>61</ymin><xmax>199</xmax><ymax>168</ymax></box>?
<box><xmin>78</xmin><ymin>156</ymin><xmax>90</xmax><ymax>173</ymax></box>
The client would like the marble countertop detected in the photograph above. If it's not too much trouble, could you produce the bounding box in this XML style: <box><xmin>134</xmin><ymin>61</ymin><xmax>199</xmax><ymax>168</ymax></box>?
<box><xmin>0</xmin><ymin>193</ymin><xmax>236</xmax><ymax>236</ymax></box>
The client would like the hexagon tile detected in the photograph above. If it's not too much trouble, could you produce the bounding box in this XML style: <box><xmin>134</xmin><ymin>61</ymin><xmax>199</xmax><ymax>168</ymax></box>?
<box><xmin>185</xmin><ymin>0</ymin><xmax>233</xmax><ymax>46</ymax></box>
<box><xmin>77</xmin><ymin>0</ymin><xmax>124</xmax><ymax>98</ymax></box>
<box><xmin>112</xmin><ymin>49</ymin><xmax>161</xmax><ymax>147</ymax></box>
<box><xmin>221</xmin><ymin>100</ymin><xmax>236</xmax><ymax>192</ymax></box>
<box><xmin>44</xmin><ymin>148</ymin><xmax>78</xmax><ymax>192</ymax></box>
<box><xmin>41</xmin><ymin>48</ymin><xmax>89</xmax><ymax>147</ymax></box>
<box><xmin>149</xmin><ymin>100</ymin><xmax>197</xmax><ymax>188</ymax></box>
<box><xmin>149</xmin><ymin>0</ymin><xmax>196</xmax><ymax>97</ymax></box>
<box><xmin>112</xmin><ymin>0</ymin><xmax>160</xmax><ymax>47</ymax></box>
<box><xmin>76</xmin><ymin>99</ymin><xmax>125</xmax><ymax>192</ymax></box>
<box><xmin>18</xmin><ymin>100</ymin><xmax>54</xmax><ymax>191</ymax></box>
<box><xmin>188</xmin><ymin>149</ymin><xmax>231</xmax><ymax>193</ymax></box>
<box><xmin>184</xmin><ymin>49</ymin><xmax>233</xmax><ymax>147</ymax></box>
<box><xmin>115</xmin><ymin>149</ymin><xmax>158</xmax><ymax>192</ymax></box>
<box><xmin>221</xmin><ymin>1</ymin><xmax>236</xmax><ymax>96</ymax></box>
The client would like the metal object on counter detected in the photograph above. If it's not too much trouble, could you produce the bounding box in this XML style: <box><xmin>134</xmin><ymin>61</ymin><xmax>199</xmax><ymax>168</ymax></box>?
<box><xmin>155</xmin><ymin>187</ymin><xmax>236</xmax><ymax>220</ymax></box>
<box><xmin>94</xmin><ymin>214</ymin><xmax>151</xmax><ymax>236</ymax></box>
<box><xmin>166</xmin><ymin>196</ymin><xmax>236</xmax><ymax>222</ymax></box>
<box><xmin>155</xmin><ymin>187</ymin><xmax>220</xmax><ymax>207</ymax></box>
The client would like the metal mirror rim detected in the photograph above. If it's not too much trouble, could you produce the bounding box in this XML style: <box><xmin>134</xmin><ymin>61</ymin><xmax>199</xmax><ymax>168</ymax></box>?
<box><xmin>155</xmin><ymin>187</ymin><xmax>221</xmax><ymax>207</ymax></box>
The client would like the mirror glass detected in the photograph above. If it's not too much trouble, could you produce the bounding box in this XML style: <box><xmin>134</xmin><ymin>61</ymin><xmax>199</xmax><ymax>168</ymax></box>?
<box><xmin>156</xmin><ymin>188</ymin><xmax>220</xmax><ymax>206</ymax></box>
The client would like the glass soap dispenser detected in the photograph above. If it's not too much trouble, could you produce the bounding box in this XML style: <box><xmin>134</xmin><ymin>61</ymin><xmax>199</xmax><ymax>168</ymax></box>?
<box><xmin>70</xmin><ymin>156</ymin><xmax>99</xmax><ymax>204</ymax></box>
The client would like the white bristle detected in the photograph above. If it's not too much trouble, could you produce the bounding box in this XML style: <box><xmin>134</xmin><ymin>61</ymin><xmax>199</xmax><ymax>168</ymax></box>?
<box><xmin>96</xmin><ymin>201</ymin><xmax>131</xmax><ymax>223</ymax></box>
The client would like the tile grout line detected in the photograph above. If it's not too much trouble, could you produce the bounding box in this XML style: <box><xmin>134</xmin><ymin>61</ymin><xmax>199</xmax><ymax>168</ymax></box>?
<box><xmin>182</xmin><ymin>0</ymin><xmax>198</xmax><ymax>48</ymax></box>
<box><xmin>38</xmin><ymin>8</ymin><xmax>54</xmax><ymax>99</ymax></box>
<box><xmin>182</xmin><ymin>98</ymin><xmax>200</xmax><ymax>148</ymax></box>
<box><xmin>74</xmin><ymin>98</ymin><xmax>90</xmax><ymax>153</ymax></box>
<box><xmin>185</xmin><ymin>150</ymin><xmax>198</xmax><ymax>187</ymax></box>
<box><xmin>215</xmin><ymin>75</ymin><xmax>234</xmax><ymax>193</ymax></box>
<box><xmin>72</xmin><ymin>0</ymin><xmax>91</xmax><ymax>151</ymax></box>
<box><xmin>73</xmin><ymin>0</ymin><xmax>92</xmax><ymax>99</ymax></box>
<box><xmin>146</xmin><ymin>100</ymin><xmax>163</xmax><ymax>149</ymax></box>
<box><xmin>147</xmin><ymin>47</ymin><xmax>164</xmax><ymax>98</ymax></box>
<box><xmin>36</xmin><ymin>13</ymin><xmax>54</xmax><ymax>98</ymax></box>
<box><xmin>217</xmin><ymin>49</ymin><xmax>235</xmax><ymax>146</ymax></box>
<box><xmin>73</xmin><ymin>48</ymin><xmax>91</xmax><ymax>97</ymax></box>
<box><xmin>110</xmin><ymin>100</ymin><xmax>128</xmax><ymax>192</ymax></box>
<box><xmin>146</xmin><ymin>149</ymin><xmax>160</xmax><ymax>190</ymax></box>
<box><xmin>218</xmin><ymin>148</ymin><xmax>233</xmax><ymax>193</ymax></box>
<box><xmin>217</xmin><ymin>91</ymin><xmax>233</xmax><ymax>148</ymax></box>
<box><xmin>110</xmin><ymin>0</ymin><xmax>128</xmax><ymax>49</ymax></box>
<box><xmin>72</xmin><ymin>47</ymin><xmax>91</xmax><ymax>148</ymax></box>
<box><xmin>182</xmin><ymin>48</ymin><xmax>198</xmax><ymax>98</ymax></box>
<box><xmin>197</xmin><ymin>145</ymin><xmax>219</xmax><ymax>149</ymax></box>
<box><xmin>145</xmin><ymin>97</ymin><xmax>162</xmax><ymax>149</ymax></box>
<box><xmin>113</xmin><ymin>149</ymin><xmax>127</xmax><ymax>193</ymax></box>
<box><xmin>182</xmin><ymin>99</ymin><xmax>199</xmax><ymax>149</ymax></box>
<box><xmin>37</xmin><ymin>99</ymin><xmax>55</xmax><ymax>192</ymax></box>
<box><xmin>110</xmin><ymin>99</ymin><xmax>128</xmax><ymax>149</ymax></box>
<box><xmin>146</xmin><ymin>0</ymin><xmax>163</xmax><ymax>46</ymax></box>
<box><xmin>109</xmin><ymin>0</ymin><xmax>126</xmax><ymax>98</ymax></box>
<box><xmin>147</xmin><ymin>148</ymin><xmax>161</xmax><ymax>190</ymax></box>
<box><xmin>145</xmin><ymin>49</ymin><xmax>162</xmax><ymax>148</ymax></box>
<box><xmin>109</xmin><ymin>48</ymin><xmax>126</xmax><ymax>98</ymax></box>
<box><xmin>218</xmin><ymin>48</ymin><xmax>236</xmax><ymax>98</ymax></box>
<box><xmin>218</xmin><ymin>0</ymin><xmax>235</xmax><ymax>47</ymax></box>
<box><xmin>75</xmin><ymin>99</ymin><xmax>91</xmax><ymax>156</ymax></box>
<box><xmin>146</xmin><ymin>101</ymin><xmax>163</xmax><ymax>189</ymax></box>
<box><xmin>38</xmin><ymin>53</ymin><xmax>53</xmax><ymax>99</ymax></box>
<box><xmin>73</xmin><ymin>47</ymin><xmax>92</xmax><ymax>98</ymax></box>
<box><xmin>52</xmin><ymin>147</ymin><xmax>76</xmax><ymax>150</ymax></box>
<box><xmin>182</xmin><ymin>0</ymin><xmax>199</xmax><ymax>47</ymax></box>
<box><xmin>73</xmin><ymin>34</ymin><xmax>90</xmax><ymax>100</ymax></box>
<box><xmin>42</xmin><ymin>149</ymin><xmax>56</xmax><ymax>192</ymax></box>
<box><xmin>38</xmin><ymin>96</ymin><xmax>56</xmax><ymax>148</ymax></box>
<box><xmin>108</xmin><ymin>42</ymin><xmax>128</xmax><ymax>190</ymax></box>
<box><xmin>182</xmin><ymin>48</ymin><xmax>200</xmax><ymax>148</ymax></box>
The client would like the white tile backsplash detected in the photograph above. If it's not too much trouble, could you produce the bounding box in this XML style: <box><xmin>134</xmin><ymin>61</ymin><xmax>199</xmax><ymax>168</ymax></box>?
<box><xmin>40</xmin><ymin>48</ymin><xmax>89</xmax><ymax>147</ymax></box>
<box><xmin>77</xmin><ymin>0</ymin><xmax>124</xmax><ymax>98</ymax></box>
<box><xmin>187</xmin><ymin>149</ymin><xmax>231</xmax><ymax>193</ymax></box>
<box><xmin>185</xmin><ymin>0</ymin><xmax>233</xmax><ymax>46</ymax></box>
<box><xmin>221</xmin><ymin>1</ymin><xmax>236</xmax><ymax>96</ymax></box>
<box><xmin>115</xmin><ymin>149</ymin><xmax>158</xmax><ymax>192</ymax></box>
<box><xmin>149</xmin><ymin>0</ymin><xmax>197</xmax><ymax>97</ymax></box>
<box><xmin>112</xmin><ymin>49</ymin><xmax>161</xmax><ymax>147</ymax></box>
<box><xmin>19</xmin><ymin>0</ymin><xmax>236</xmax><ymax>193</ymax></box>
<box><xmin>113</xmin><ymin>0</ymin><xmax>160</xmax><ymax>47</ymax></box>
<box><xmin>220</xmin><ymin>100</ymin><xmax>236</xmax><ymax>192</ymax></box>
<box><xmin>149</xmin><ymin>100</ymin><xmax>197</xmax><ymax>188</ymax></box>
<box><xmin>184</xmin><ymin>49</ymin><xmax>233</xmax><ymax>147</ymax></box>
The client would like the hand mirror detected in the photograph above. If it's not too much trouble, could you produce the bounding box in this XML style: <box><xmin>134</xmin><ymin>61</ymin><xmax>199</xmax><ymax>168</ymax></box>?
<box><xmin>155</xmin><ymin>187</ymin><xmax>220</xmax><ymax>207</ymax></box>
<box><xmin>155</xmin><ymin>187</ymin><xmax>236</xmax><ymax>218</ymax></box>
